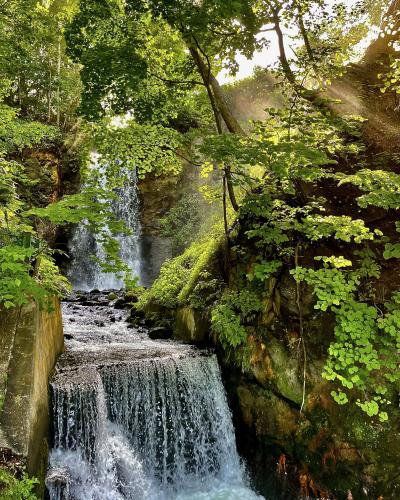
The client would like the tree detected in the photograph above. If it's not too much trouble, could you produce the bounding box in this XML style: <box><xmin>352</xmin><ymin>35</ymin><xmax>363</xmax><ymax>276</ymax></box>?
<box><xmin>0</xmin><ymin>0</ymin><xmax>81</xmax><ymax>128</ymax></box>
<box><xmin>66</xmin><ymin>0</ymin><xmax>270</xmax><ymax>212</ymax></box>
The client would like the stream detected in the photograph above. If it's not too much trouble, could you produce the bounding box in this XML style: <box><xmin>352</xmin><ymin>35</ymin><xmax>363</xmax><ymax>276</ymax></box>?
<box><xmin>45</xmin><ymin>292</ymin><xmax>264</xmax><ymax>499</ymax></box>
<box><xmin>46</xmin><ymin>156</ymin><xmax>265</xmax><ymax>499</ymax></box>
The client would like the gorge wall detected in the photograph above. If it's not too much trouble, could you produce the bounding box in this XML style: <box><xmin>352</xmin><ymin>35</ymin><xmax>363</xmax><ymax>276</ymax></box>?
<box><xmin>140</xmin><ymin>236</ymin><xmax>400</xmax><ymax>499</ymax></box>
<box><xmin>0</xmin><ymin>299</ymin><xmax>64</xmax><ymax>495</ymax></box>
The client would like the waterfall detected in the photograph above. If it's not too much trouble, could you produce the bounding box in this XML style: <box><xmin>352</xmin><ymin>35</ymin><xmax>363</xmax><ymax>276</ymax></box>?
<box><xmin>46</xmin><ymin>295</ymin><xmax>263</xmax><ymax>500</ymax></box>
<box><xmin>47</xmin><ymin>355</ymin><xmax>262</xmax><ymax>500</ymax></box>
<box><xmin>67</xmin><ymin>154</ymin><xmax>142</xmax><ymax>291</ymax></box>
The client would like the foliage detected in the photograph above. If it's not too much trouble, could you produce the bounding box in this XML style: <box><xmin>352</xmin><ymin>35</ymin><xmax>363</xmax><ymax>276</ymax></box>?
<box><xmin>0</xmin><ymin>95</ymin><xmax>133</xmax><ymax>306</ymax></box>
<box><xmin>160</xmin><ymin>193</ymin><xmax>204</xmax><ymax>254</ymax></box>
<box><xmin>300</xmin><ymin>215</ymin><xmax>381</xmax><ymax>243</ymax></box>
<box><xmin>246</xmin><ymin>259</ymin><xmax>282</xmax><ymax>282</ymax></box>
<box><xmin>211</xmin><ymin>290</ymin><xmax>262</xmax><ymax>349</ymax></box>
<box><xmin>0</xmin><ymin>0</ymin><xmax>81</xmax><ymax>127</ymax></box>
<box><xmin>138</xmin><ymin>225</ymin><xmax>223</xmax><ymax>309</ymax></box>
<box><xmin>91</xmin><ymin>120</ymin><xmax>184</xmax><ymax>179</ymax></box>
<box><xmin>189</xmin><ymin>271</ymin><xmax>224</xmax><ymax>309</ymax></box>
<box><xmin>0</xmin><ymin>245</ymin><xmax>71</xmax><ymax>309</ymax></box>
<box><xmin>336</xmin><ymin>169</ymin><xmax>400</xmax><ymax>209</ymax></box>
<box><xmin>211</xmin><ymin>302</ymin><xmax>247</xmax><ymax>349</ymax></box>
<box><xmin>378</xmin><ymin>58</ymin><xmax>400</xmax><ymax>94</ymax></box>
<box><xmin>0</xmin><ymin>469</ymin><xmax>38</xmax><ymax>500</ymax></box>
<box><xmin>291</xmin><ymin>254</ymin><xmax>400</xmax><ymax>422</ymax></box>
<box><xmin>0</xmin><ymin>103</ymin><xmax>59</xmax><ymax>154</ymax></box>
<box><xmin>0</xmin><ymin>99</ymin><xmax>72</xmax><ymax>307</ymax></box>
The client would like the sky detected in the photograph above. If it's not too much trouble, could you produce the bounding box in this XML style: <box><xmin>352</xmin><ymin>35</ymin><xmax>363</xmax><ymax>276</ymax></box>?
<box><xmin>218</xmin><ymin>31</ymin><xmax>282</xmax><ymax>84</ymax></box>
<box><xmin>217</xmin><ymin>0</ymin><xmax>371</xmax><ymax>84</ymax></box>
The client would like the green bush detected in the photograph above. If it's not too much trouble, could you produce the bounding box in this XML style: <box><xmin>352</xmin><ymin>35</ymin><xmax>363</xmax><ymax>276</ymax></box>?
<box><xmin>0</xmin><ymin>469</ymin><xmax>38</xmax><ymax>500</ymax></box>
<box><xmin>211</xmin><ymin>290</ymin><xmax>263</xmax><ymax>349</ymax></box>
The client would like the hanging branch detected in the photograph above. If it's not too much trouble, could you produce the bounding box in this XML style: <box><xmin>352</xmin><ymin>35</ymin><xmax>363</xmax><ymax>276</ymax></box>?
<box><xmin>295</xmin><ymin>242</ymin><xmax>307</xmax><ymax>414</ymax></box>
<box><xmin>148</xmin><ymin>71</ymin><xmax>205</xmax><ymax>87</ymax></box>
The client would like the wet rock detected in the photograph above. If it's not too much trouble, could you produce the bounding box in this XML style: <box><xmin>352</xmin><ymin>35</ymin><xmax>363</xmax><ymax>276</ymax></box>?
<box><xmin>148</xmin><ymin>326</ymin><xmax>173</xmax><ymax>340</ymax></box>
<box><xmin>142</xmin><ymin>317</ymin><xmax>156</xmax><ymax>328</ymax></box>
<box><xmin>63</xmin><ymin>294</ymin><xmax>82</xmax><ymax>303</ymax></box>
<box><xmin>80</xmin><ymin>300</ymin><xmax>100</xmax><ymax>307</ymax></box>
<box><xmin>278</xmin><ymin>271</ymin><xmax>315</xmax><ymax>317</ymax></box>
<box><xmin>124</xmin><ymin>290</ymin><xmax>140</xmax><ymax>303</ymax></box>
<box><xmin>107</xmin><ymin>292</ymin><xmax>118</xmax><ymax>301</ymax></box>
<box><xmin>129</xmin><ymin>308</ymin><xmax>145</xmax><ymax>320</ymax></box>
<box><xmin>266</xmin><ymin>336</ymin><xmax>304</xmax><ymax>405</ymax></box>
<box><xmin>64</xmin><ymin>334</ymin><xmax>74</xmax><ymax>340</ymax></box>
<box><xmin>46</xmin><ymin>466</ymin><xmax>70</xmax><ymax>499</ymax></box>
<box><xmin>237</xmin><ymin>383</ymin><xmax>300</xmax><ymax>441</ymax></box>
<box><xmin>94</xmin><ymin>320</ymin><xmax>105</xmax><ymax>327</ymax></box>
<box><xmin>114</xmin><ymin>298</ymin><xmax>128</xmax><ymax>309</ymax></box>
<box><xmin>174</xmin><ymin>307</ymin><xmax>210</xmax><ymax>344</ymax></box>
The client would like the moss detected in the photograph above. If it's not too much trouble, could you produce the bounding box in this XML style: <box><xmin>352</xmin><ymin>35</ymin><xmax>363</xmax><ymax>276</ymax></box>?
<box><xmin>174</xmin><ymin>306</ymin><xmax>210</xmax><ymax>344</ymax></box>
<box><xmin>0</xmin><ymin>469</ymin><xmax>38</xmax><ymax>499</ymax></box>
<box><xmin>138</xmin><ymin>224</ymin><xmax>224</xmax><ymax>310</ymax></box>
<box><xmin>266</xmin><ymin>336</ymin><xmax>304</xmax><ymax>405</ymax></box>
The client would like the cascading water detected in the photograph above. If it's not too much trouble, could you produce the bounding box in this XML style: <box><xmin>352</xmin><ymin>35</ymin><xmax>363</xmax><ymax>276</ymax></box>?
<box><xmin>46</xmin><ymin>294</ymin><xmax>264</xmax><ymax>500</ymax></box>
<box><xmin>67</xmin><ymin>154</ymin><xmax>142</xmax><ymax>291</ymax></box>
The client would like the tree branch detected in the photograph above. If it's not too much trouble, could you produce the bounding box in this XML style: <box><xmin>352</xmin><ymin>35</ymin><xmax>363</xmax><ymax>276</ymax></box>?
<box><xmin>148</xmin><ymin>71</ymin><xmax>204</xmax><ymax>87</ymax></box>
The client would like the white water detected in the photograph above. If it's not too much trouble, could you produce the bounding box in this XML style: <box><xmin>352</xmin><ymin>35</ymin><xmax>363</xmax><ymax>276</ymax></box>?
<box><xmin>46</xmin><ymin>297</ymin><xmax>263</xmax><ymax>500</ymax></box>
<box><xmin>67</xmin><ymin>155</ymin><xmax>142</xmax><ymax>291</ymax></box>
<box><xmin>48</xmin><ymin>356</ymin><xmax>262</xmax><ymax>499</ymax></box>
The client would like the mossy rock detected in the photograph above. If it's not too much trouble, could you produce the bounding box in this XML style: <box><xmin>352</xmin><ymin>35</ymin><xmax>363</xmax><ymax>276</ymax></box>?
<box><xmin>237</xmin><ymin>382</ymin><xmax>300</xmax><ymax>446</ymax></box>
<box><xmin>174</xmin><ymin>306</ymin><xmax>210</xmax><ymax>344</ymax></box>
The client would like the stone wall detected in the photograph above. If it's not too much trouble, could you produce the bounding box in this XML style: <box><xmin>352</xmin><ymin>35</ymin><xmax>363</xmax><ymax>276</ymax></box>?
<box><xmin>0</xmin><ymin>298</ymin><xmax>63</xmax><ymax>492</ymax></box>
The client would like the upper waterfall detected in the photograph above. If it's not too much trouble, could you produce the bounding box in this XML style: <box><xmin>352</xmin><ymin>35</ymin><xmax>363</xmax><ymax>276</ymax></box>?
<box><xmin>67</xmin><ymin>153</ymin><xmax>142</xmax><ymax>291</ymax></box>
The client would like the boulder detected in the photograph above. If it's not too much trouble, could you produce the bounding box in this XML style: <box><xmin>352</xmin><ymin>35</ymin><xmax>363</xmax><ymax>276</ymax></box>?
<box><xmin>148</xmin><ymin>326</ymin><xmax>173</xmax><ymax>340</ymax></box>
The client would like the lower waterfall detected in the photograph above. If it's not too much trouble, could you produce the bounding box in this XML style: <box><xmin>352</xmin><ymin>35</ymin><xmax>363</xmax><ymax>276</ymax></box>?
<box><xmin>46</xmin><ymin>292</ymin><xmax>263</xmax><ymax>500</ymax></box>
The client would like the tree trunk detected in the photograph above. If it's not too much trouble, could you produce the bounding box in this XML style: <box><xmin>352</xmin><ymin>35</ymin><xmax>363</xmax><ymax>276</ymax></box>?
<box><xmin>189</xmin><ymin>46</ymin><xmax>245</xmax><ymax>135</ymax></box>
<box><xmin>48</xmin><ymin>70</ymin><xmax>52</xmax><ymax>122</ymax></box>
<box><xmin>224</xmin><ymin>166</ymin><xmax>239</xmax><ymax>211</ymax></box>
<box><xmin>273</xmin><ymin>9</ymin><xmax>296</xmax><ymax>86</ymax></box>
<box><xmin>222</xmin><ymin>175</ymin><xmax>229</xmax><ymax>237</ymax></box>
<box><xmin>56</xmin><ymin>34</ymin><xmax>62</xmax><ymax>127</ymax></box>
<box><xmin>273</xmin><ymin>10</ymin><xmax>333</xmax><ymax>112</ymax></box>
<box><xmin>364</xmin><ymin>0</ymin><xmax>400</xmax><ymax>62</ymax></box>
<box><xmin>296</xmin><ymin>8</ymin><xmax>316</xmax><ymax>67</ymax></box>
<box><xmin>188</xmin><ymin>45</ymin><xmax>242</xmax><ymax>211</ymax></box>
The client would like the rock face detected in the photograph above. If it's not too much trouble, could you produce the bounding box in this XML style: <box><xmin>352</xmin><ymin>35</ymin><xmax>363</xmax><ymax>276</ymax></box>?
<box><xmin>0</xmin><ymin>298</ymin><xmax>64</xmax><ymax>494</ymax></box>
<box><xmin>157</xmin><ymin>238</ymin><xmax>400</xmax><ymax>499</ymax></box>
<box><xmin>174</xmin><ymin>306</ymin><xmax>210</xmax><ymax>345</ymax></box>
<box><xmin>137</xmin><ymin>162</ymin><xmax>206</xmax><ymax>286</ymax></box>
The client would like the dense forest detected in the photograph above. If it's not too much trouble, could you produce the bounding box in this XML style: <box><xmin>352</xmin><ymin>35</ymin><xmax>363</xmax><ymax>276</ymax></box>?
<box><xmin>1</xmin><ymin>0</ymin><xmax>400</xmax><ymax>498</ymax></box>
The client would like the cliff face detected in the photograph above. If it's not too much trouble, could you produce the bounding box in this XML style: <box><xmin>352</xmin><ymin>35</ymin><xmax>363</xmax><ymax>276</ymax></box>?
<box><xmin>138</xmin><ymin>160</ymin><xmax>209</xmax><ymax>286</ymax></box>
<box><xmin>166</xmin><ymin>238</ymin><xmax>400</xmax><ymax>499</ymax></box>
<box><xmin>0</xmin><ymin>299</ymin><xmax>64</xmax><ymax>496</ymax></box>
<box><xmin>222</xmin><ymin>249</ymin><xmax>400</xmax><ymax>499</ymax></box>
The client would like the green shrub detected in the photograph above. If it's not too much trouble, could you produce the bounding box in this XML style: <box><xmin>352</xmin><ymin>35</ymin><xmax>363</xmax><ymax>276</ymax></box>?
<box><xmin>211</xmin><ymin>290</ymin><xmax>263</xmax><ymax>349</ymax></box>
<box><xmin>160</xmin><ymin>193</ymin><xmax>204</xmax><ymax>254</ymax></box>
<box><xmin>0</xmin><ymin>469</ymin><xmax>38</xmax><ymax>500</ymax></box>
